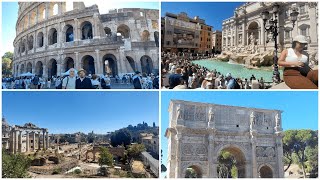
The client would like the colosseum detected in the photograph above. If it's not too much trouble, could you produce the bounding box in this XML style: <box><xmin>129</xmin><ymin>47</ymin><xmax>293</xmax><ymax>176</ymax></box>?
<box><xmin>12</xmin><ymin>2</ymin><xmax>159</xmax><ymax>78</ymax></box>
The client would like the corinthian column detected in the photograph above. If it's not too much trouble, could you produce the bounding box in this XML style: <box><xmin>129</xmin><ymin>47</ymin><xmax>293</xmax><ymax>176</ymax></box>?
<box><xmin>174</xmin><ymin>133</ymin><xmax>182</xmax><ymax>178</ymax></box>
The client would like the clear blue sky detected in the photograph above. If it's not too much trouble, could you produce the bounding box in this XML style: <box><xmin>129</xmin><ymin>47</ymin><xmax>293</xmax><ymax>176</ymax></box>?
<box><xmin>160</xmin><ymin>91</ymin><xmax>318</xmax><ymax>177</ymax></box>
<box><xmin>1</xmin><ymin>1</ymin><xmax>159</xmax><ymax>55</ymax></box>
<box><xmin>161</xmin><ymin>2</ymin><xmax>244</xmax><ymax>30</ymax></box>
<box><xmin>3</xmin><ymin>91</ymin><xmax>159</xmax><ymax>134</ymax></box>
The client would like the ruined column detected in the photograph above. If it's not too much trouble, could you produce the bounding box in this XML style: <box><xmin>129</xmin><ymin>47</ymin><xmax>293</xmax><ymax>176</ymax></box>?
<box><xmin>18</xmin><ymin>130</ymin><xmax>22</xmax><ymax>153</ymax></box>
<box><xmin>9</xmin><ymin>130</ymin><xmax>15</xmax><ymax>153</ymax></box>
<box><xmin>43</xmin><ymin>64</ymin><xmax>47</xmax><ymax>78</ymax></box>
<box><xmin>75</xmin><ymin>52</ymin><xmax>80</xmax><ymax>70</ymax></box>
<box><xmin>42</xmin><ymin>129</ymin><xmax>46</xmax><ymax>150</ymax></box>
<box><xmin>95</xmin><ymin>50</ymin><xmax>102</xmax><ymax>75</ymax></box>
<box><xmin>14</xmin><ymin>130</ymin><xmax>18</xmax><ymax>153</ymax></box>
<box><xmin>26</xmin><ymin>131</ymin><xmax>30</xmax><ymax>152</ymax></box>
<box><xmin>33</xmin><ymin>131</ymin><xmax>36</xmax><ymax>151</ymax></box>
<box><xmin>38</xmin><ymin>131</ymin><xmax>41</xmax><ymax>150</ymax></box>
<box><xmin>46</xmin><ymin>131</ymin><xmax>49</xmax><ymax>149</ymax></box>
<box><xmin>74</xmin><ymin>18</ymin><xmax>79</xmax><ymax>41</ymax></box>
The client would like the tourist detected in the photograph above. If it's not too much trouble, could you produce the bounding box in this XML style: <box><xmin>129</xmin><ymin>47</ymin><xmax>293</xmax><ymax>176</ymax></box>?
<box><xmin>133</xmin><ymin>71</ymin><xmax>142</xmax><ymax>89</ymax></box>
<box><xmin>278</xmin><ymin>35</ymin><xmax>318</xmax><ymax>89</ymax></box>
<box><xmin>91</xmin><ymin>74</ymin><xmax>100</xmax><ymax>89</ymax></box>
<box><xmin>76</xmin><ymin>69</ymin><xmax>93</xmax><ymax>89</ymax></box>
<box><xmin>225</xmin><ymin>73</ymin><xmax>240</xmax><ymax>89</ymax></box>
<box><xmin>62</xmin><ymin>68</ymin><xmax>77</xmax><ymax>89</ymax></box>
<box><xmin>101</xmin><ymin>74</ymin><xmax>111</xmax><ymax>89</ymax></box>
<box><xmin>169</xmin><ymin>68</ymin><xmax>182</xmax><ymax>89</ymax></box>
<box><xmin>201</xmin><ymin>73</ymin><xmax>214</xmax><ymax>89</ymax></box>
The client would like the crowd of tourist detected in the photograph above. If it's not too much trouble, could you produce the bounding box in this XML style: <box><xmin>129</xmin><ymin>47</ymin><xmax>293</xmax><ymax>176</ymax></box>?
<box><xmin>2</xmin><ymin>68</ymin><xmax>159</xmax><ymax>89</ymax></box>
<box><xmin>161</xmin><ymin>52</ymin><xmax>267</xmax><ymax>89</ymax></box>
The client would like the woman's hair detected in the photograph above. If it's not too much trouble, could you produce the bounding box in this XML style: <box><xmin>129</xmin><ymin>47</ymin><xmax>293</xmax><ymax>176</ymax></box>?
<box><xmin>292</xmin><ymin>41</ymin><xmax>298</xmax><ymax>48</ymax></box>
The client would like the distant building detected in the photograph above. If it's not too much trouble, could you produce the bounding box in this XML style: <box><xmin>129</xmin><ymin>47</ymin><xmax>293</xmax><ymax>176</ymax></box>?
<box><xmin>140</xmin><ymin>133</ymin><xmax>159</xmax><ymax>155</ymax></box>
<box><xmin>212</xmin><ymin>30</ymin><xmax>222</xmax><ymax>53</ymax></box>
<box><xmin>161</xmin><ymin>12</ymin><xmax>212</xmax><ymax>54</ymax></box>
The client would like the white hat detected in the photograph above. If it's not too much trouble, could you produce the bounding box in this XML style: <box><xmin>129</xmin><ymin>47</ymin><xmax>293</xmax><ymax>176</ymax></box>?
<box><xmin>205</xmin><ymin>73</ymin><xmax>214</xmax><ymax>81</ymax></box>
<box><xmin>226</xmin><ymin>73</ymin><xmax>232</xmax><ymax>78</ymax></box>
<box><xmin>293</xmin><ymin>35</ymin><xmax>308</xmax><ymax>44</ymax></box>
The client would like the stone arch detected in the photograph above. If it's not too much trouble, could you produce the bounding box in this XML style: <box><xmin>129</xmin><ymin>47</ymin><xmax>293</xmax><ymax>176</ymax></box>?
<box><xmin>35</xmin><ymin>61</ymin><xmax>44</xmax><ymax>76</ymax></box>
<box><xmin>37</xmin><ymin>32</ymin><xmax>44</xmax><ymax>47</ymax></box>
<box><xmin>117</xmin><ymin>24</ymin><xmax>130</xmax><ymax>38</ymax></box>
<box><xmin>185</xmin><ymin>165</ymin><xmax>202</xmax><ymax>178</ymax></box>
<box><xmin>28</xmin><ymin>35</ymin><xmax>34</xmax><ymax>50</ymax></box>
<box><xmin>21</xmin><ymin>39</ymin><xmax>26</xmax><ymax>53</ymax></box>
<box><xmin>49</xmin><ymin>3</ymin><xmax>59</xmax><ymax>16</ymax></box>
<box><xmin>216</xmin><ymin>145</ymin><xmax>247</xmax><ymax>178</ymax></box>
<box><xmin>48</xmin><ymin>28</ymin><xmax>58</xmax><ymax>45</ymax></box>
<box><xmin>82</xmin><ymin>55</ymin><xmax>95</xmax><ymax>75</ymax></box>
<box><xmin>38</xmin><ymin>4</ymin><xmax>46</xmax><ymax>21</ymax></box>
<box><xmin>20</xmin><ymin>64</ymin><xmax>25</xmax><ymax>74</ymax></box>
<box><xmin>140</xmin><ymin>55</ymin><xmax>153</xmax><ymax>75</ymax></box>
<box><xmin>81</xmin><ymin>21</ymin><xmax>93</xmax><ymax>40</ymax></box>
<box><xmin>104</xmin><ymin>27</ymin><xmax>112</xmax><ymax>37</ymax></box>
<box><xmin>258</xmin><ymin>164</ymin><xmax>274</xmax><ymax>178</ymax></box>
<box><xmin>102</xmin><ymin>54</ymin><xmax>118</xmax><ymax>77</ymax></box>
<box><xmin>48</xmin><ymin>59</ymin><xmax>58</xmax><ymax>77</ymax></box>
<box><xmin>27</xmin><ymin>62</ymin><xmax>32</xmax><ymax>73</ymax></box>
<box><xmin>154</xmin><ymin>31</ymin><xmax>159</xmax><ymax>47</ymax></box>
<box><xmin>141</xmin><ymin>30</ymin><xmax>150</xmax><ymax>41</ymax></box>
<box><xmin>247</xmin><ymin>21</ymin><xmax>259</xmax><ymax>45</ymax></box>
<box><xmin>64</xmin><ymin>24</ymin><xmax>74</xmax><ymax>42</ymax></box>
<box><xmin>64</xmin><ymin>57</ymin><xmax>74</xmax><ymax>72</ymax></box>
<box><xmin>30</xmin><ymin>10</ymin><xmax>37</xmax><ymax>26</ymax></box>
<box><xmin>126</xmin><ymin>56</ymin><xmax>136</xmax><ymax>72</ymax></box>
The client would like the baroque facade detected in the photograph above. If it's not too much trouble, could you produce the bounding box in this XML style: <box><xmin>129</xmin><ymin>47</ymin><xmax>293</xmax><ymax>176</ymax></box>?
<box><xmin>13</xmin><ymin>2</ymin><xmax>159</xmax><ymax>78</ymax></box>
<box><xmin>165</xmin><ymin>100</ymin><xmax>284</xmax><ymax>178</ymax></box>
<box><xmin>222</xmin><ymin>2</ymin><xmax>318</xmax><ymax>54</ymax></box>
<box><xmin>2</xmin><ymin>120</ymin><xmax>50</xmax><ymax>154</ymax></box>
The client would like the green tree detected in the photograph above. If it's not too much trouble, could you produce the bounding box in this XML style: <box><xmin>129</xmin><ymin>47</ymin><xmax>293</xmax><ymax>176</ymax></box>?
<box><xmin>110</xmin><ymin>129</ymin><xmax>132</xmax><ymax>147</ymax></box>
<box><xmin>2</xmin><ymin>57</ymin><xmax>12</xmax><ymax>76</ymax></box>
<box><xmin>2</xmin><ymin>149</ymin><xmax>31</xmax><ymax>178</ymax></box>
<box><xmin>98</xmin><ymin>147</ymin><xmax>114</xmax><ymax>176</ymax></box>
<box><xmin>283</xmin><ymin>129</ymin><xmax>317</xmax><ymax>178</ymax></box>
<box><xmin>217</xmin><ymin>151</ymin><xmax>237</xmax><ymax>178</ymax></box>
<box><xmin>2</xmin><ymin>52</ymin><xmax>13</xmax><ymax>60</ymax></box>
<box><xmin>127</xmin><ymin>144</ymin><xmax>146</xmax><ymax>158</ymax></box>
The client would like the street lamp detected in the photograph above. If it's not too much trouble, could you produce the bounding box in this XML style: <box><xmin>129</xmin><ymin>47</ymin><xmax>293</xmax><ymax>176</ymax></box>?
<box><xmin>261</xmin><ymin>3</ymin><xmax>299</xmax><ymax>83</ymax></box>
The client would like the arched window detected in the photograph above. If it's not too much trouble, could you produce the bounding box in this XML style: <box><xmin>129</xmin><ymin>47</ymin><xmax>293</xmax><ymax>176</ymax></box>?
<box><xmin>53</xmin><ymin>4</ymin><xmax>58</xmax><ymax>15</ymax></box>
<box><xmin>65</xmin><ymin>25</ymin><xmax>74</xmax><ymax>42</ymax></box>
<box><xmin>48</xmin><ymin>28</ymin><xmax>58</xmax><ymax>45</ymax></box>
<box><xmin>81</xmin><ymin>21</ymin><xmax>93</xmax><ymax>40</ymax></box>
<box><xmin>37</xmin><ymin>32</ymin><xmax>44</xmax><ymax>47</ymax></box>
<box><xmin>28</xmin><ymin>35</ymin><xmax>34</xmax><ymax>50</ymax></box>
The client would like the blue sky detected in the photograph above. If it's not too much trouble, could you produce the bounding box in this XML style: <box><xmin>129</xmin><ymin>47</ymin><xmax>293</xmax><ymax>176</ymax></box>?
<box><xmin>160</xmin><ymin>91</ymin><xmax>318</xmax><ymax>177</ymax></box>
<box><xmin>3</xmin><ymin>91</ymin><xmax>159</xmax><ymax>134</ymax></box>
<box><xmin>161</xmin><ymin>2</ymin><xmax>244</xmax><ymax>30</ymax></box>
<box><xmin>1</xmin><ymin>1</ymin><xmax>159</xmax><ymax>55</ymax></box>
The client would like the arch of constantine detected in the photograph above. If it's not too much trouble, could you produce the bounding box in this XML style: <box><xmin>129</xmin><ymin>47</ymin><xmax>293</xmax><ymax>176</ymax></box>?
<box><xmin>13</xmin><ymin>2</ymin><xmax>159</xmax><ymax>78</ymax></box>
<box><xmin>165</xmin><ymin>100</ymin><xmax>284</xmax><ymax>178</ymax></box>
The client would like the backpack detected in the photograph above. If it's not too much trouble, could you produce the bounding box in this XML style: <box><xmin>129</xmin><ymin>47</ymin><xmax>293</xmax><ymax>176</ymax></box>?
<box><xmin>56</xmin><ymin>77</ymin><xmax>69</xmax><ymax>89</ymax></box>
<box><xmin>133</xmin><ymin>77</ymin><xmax>142</xmax><ymax>89</ymax></box>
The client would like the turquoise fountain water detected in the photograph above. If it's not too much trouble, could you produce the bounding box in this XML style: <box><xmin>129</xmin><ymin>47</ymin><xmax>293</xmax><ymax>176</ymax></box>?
<box><xmin>193</xmin><ymin>59</ymin><xmax>283</xmax><ymax>82</ymax></box>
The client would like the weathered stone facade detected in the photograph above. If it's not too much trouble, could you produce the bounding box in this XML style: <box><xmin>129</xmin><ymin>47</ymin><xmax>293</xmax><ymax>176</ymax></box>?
<box><xmin>13</xmin><ymin>2</ymin><xmax>159</xmax><ymax>78</ymax></box>
<box><xmin>165</xmin><ymin>100</ymin><xmax>284</xmax><ymax>178</ymax></box>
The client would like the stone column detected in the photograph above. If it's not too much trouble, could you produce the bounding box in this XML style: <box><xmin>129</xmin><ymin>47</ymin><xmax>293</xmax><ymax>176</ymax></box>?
<box><xmin>46</xmin><ymin>131</ymin><xmax>49</xmax><ymax>149</ymax></box>
<box><xmin>33</xmin><ymin>131</ymin><xmax>36</xmax><ymax>151</ymax></box>
<box><xmin>36</xmin><ymin>6</ymin><xmax>39</xmax><ymax>24</ymax></box>
<box><xmin>93</xmin><ymin>13</ymin><xmax>100</xmax><ymax>39</ymax></box>
<box><xmin>43</xmin><ymin>64</ymin><xmax>47</xmax><ymax>78</ymax></box>
<box><xmin>28</xmin><ymin>13</ymin><xmax>31</xmax><ymax>28</ymax></box>
<box><xmin>18</xmin><ymin>130</ymin><xmax>22</xmax><ymax>153</ymax></box>
<box><xmin>10</xmin><ymin>130</ymin><xmax>15</xmax><ymax>153</ymax></box>
<box><xmin>261</xmin><ymin>20</ymin><xmax>266</xmax><ymax>51</ymax></box>
<box><xmin>75</xmin><ymin>52</ymin><xmax>80</xmax><ymax>70</ymax></box>
<box><xmin>251</xmin><ymin>131</ymin><xmax>258</xmax><ymax>177</ymax></box>
<box><xmin>26</xmin><ymin>131</ymin><xmax>30</xmax><ymax>152</ymax></box>
<box><xmin>308</xmin><ymin>3</ymin><xmax>317</xmax><ymax>45</ymax></box>
<box><xmin>38</xmin><ymin>131</ymin><xmax>41</xmax><ymax>150</ymax></box>
<box><xmin>275</xmin><ymin>132</ymin><xmax>284</xmax><ymax>177</ymax></box>
<box><xmin>208</xmin><ymin>134</ymin><xmax>215</xmax><ymax>177</ymax></box>
<box><xmin>14</xmin><ymin>130</ymin><xmax>18</xmax><ymax>153</ymax></box>
<box><xmin>242</xmin><ymin>22</ymin><xmax>246</xmax><ymax>46</ymax></box>
<box><xmin>74</xmin><ymin>18</ymin><xmax>79</xmax><ymax>41</ymax></box>
<box><xmin>235</xmin><ymin>24</ymin><xmax>238</xmax><ymax>46</ymax></box>
<box><xmin>174</xmin><ymin>133</ymin><xmax>182</xmax><ymax>178</ymax></box>
<box><xmin>95</xmin><ymin>50</ymin><xmax>102</xmax><ymax>75</ymax></box>
<box><xmin>42</xmin><ymin>129</ymin><xmax>46</xmax><ymax>150</ymax></box>
<box><xmin>45</xmin><ymin>3</ymin><xmax>49</xmax><ymax>19</ymax></box>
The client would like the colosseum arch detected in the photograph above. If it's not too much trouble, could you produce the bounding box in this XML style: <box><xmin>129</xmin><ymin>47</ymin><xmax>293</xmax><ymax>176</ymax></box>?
<box><xmin>49</xmin><ymin>3</ymin><xmax>59</xmax><ymax>17</ymax></box>
<box><xmin>28</xmin><ymin>35</ymin><xmax>34</xmax><ymax>50</ymax></box>
<box><xmin>104</xmin><ymin>27</ymin><xmax>112</xmax><ymax>37</ymax></box>
<box><xmin>48</xmin><ymin>59</ymin><xmax>58</xmax><ymax>77</ymax></box>
<box><xmin>38</xmin><ymin>4</ymin><xmax>46</xmax><ymax>21</ymax></box>
<box><xmin>82</xmin><ymin>55</ymin><xmax>95</xmax><ymax>75</ymax></box>
<box><xmin>216</xmin><ymin>145</ymin><xmax>247</xmax><ymax>178</ymax></box>
<box><xmin>258</xmin><ymin>164</ymin><xmax>274</xmax><ymax>178</ymax></box>
<box><xmin>117</xmin><ymin>24</ymin><xmax>130</xmax><ymax>38</ymax></box>
<box><xmin>21</xmin><ymin>39</ymin><xmax>26</xmax><ymax>53</ymax></box>
<box><xmin>48</xmin><ymin>28</ymin><xmax>58</xmax><ymax>45</ymax></box>
<box><xmin>30</xmin><ymin>10</ymin><xmax>37</xmax><ymax>26</ymax></box>
<box><xmin>35</xmin><ymin>61</ymin><xmax>44</xmax><ymax>76</ymax></box>
<box><xmin>140</xmin><ymin>55</ymin><xmax>153</xmax><ymax>74</ymax></box>
<box><xmin>126</xmin><ymin>56</ymin><xmax>136</xmax><ymax>72</ymax></box>
<box><xmin>64</xmin><ymin>57</ymin><xmax>74</xmax><ymax>72</ymax></box>
<box><xmin>20</xmin><ymin>64</ymin><xmax>25</xmax><ymax>74</ymax></box>
<box><xmin>166</xmin><ymin>100</ymin><xmax>284</xmax><ymax>178</ymax></box>
<box><xmin>81</xmin><ymin>21</ymin><xmax>93</xmax><ymax>40</ymax></box>
<box><xmin>64</xmin><ymin>24</ymin><xmax>74</xmax><ymax>42</ymax></box>
<box><xmin>154</xmin><ymin>31</ymin><xmax>159</xmax><ymax>47</ymax></box>
<box><xmin>102</xmin><ymin>54</ymin><xmax>118</xmax><ymax>77</ymax></box>
<box><xmin>184</xmin><ymin>165</ymin><xmax>202</xmax><ymax>178</ymax></box>
<box><xmin>26</xmin><ymin>62</ymin><xmax>32</xmax><ymax>73</ymax></box>
<box><xmin>141</xmin><ymin>30</ymin><xmax>150</xmax><ymax>41</ymax></box>
<box><xmin>37</xmin><ymin>32</ymin><xmax>44</xmax><ymax>47</ymax></box>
